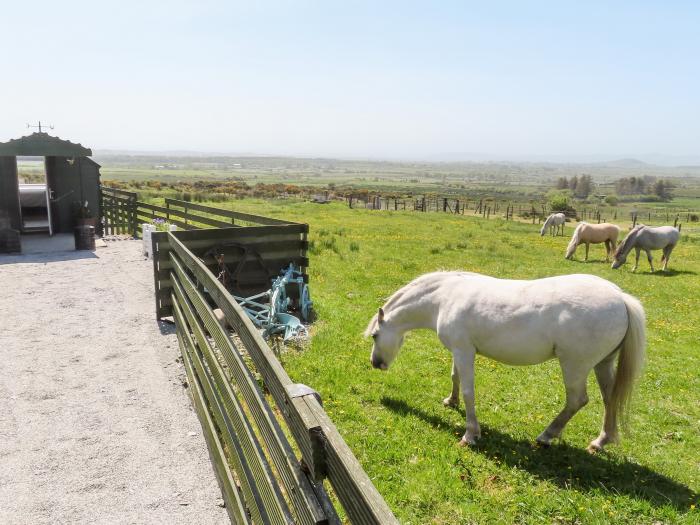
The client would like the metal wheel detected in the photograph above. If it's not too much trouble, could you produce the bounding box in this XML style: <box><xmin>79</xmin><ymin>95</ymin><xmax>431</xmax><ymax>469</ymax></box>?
<box><xmin>300</xmin><ymin>284</ymin><xmax>313</xmax><ymax>321</ymax></box>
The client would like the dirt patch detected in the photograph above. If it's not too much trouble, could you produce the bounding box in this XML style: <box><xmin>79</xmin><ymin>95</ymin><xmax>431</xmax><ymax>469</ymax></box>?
<box><xmin>0</xmin><ymin>241</ymin><xmax>228</xmax><ymax>524</ymax></box>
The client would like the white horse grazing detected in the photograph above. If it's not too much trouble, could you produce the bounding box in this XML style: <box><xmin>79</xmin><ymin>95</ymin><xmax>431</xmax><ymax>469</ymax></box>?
<box><xmin>565</xmin><ymin>222</ymin><xmax>621</xmax><ymax>261</ymax></box>
<box><xmin>612</xmin><ymin>225</ymin><xmax>680</xmax><ymax>272</ymax></box>
<box><xmin>366</xmin><ymin>272</ymin><xmax>645</xmax><ymax>453</ymax></box>
<box><xmin>540</xmin><ymin>213</ymin><xmax>566</xmax><ymax>236</ymax></box>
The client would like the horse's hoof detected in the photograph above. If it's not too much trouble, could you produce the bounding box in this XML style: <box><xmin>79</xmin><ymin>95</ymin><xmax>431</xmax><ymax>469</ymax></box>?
<box><xmin>458</xmin><ymin>436</ymin><xmax>477</xmax><ymax>447</ymax></box>
<box><xmin>443</xmin><ymin>397</ymin><xmax>459</xmax><ymax>408</ymax></box>
<box><xmin>535</xmin><ymin>433</ymin><xmax>553</xmax><ymax>447</ymax></box>
<box><xmin>587</xmin><ymin>443</ymin><xmax>603</xmax><ymax>454</ymax></box>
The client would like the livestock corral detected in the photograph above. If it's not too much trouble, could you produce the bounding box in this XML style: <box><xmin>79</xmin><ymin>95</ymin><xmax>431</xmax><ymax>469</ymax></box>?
<box><xmin>2</xmin><ymin>185</ymin><xmax>699</xmax><ymax>524</ymax></box>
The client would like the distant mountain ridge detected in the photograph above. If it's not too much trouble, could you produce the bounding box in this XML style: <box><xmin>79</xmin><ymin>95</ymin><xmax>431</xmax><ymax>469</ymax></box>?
<box><xmin>595</xmin><ymin>158</ymin><xmax>650</xmax><ymax>168</ymax></box>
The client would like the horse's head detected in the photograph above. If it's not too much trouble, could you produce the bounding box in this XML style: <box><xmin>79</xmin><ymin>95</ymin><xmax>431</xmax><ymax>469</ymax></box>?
<box><xmin>366</xmin><ymin>307</ymin><xmax>404</xmax><ymax>370</ymax></box>
<box><xmin>611</xmin><ymin>225</ymin><xmax>643</xmax><ymax>269</ymax></box>
<box><xmin>610</xmin><ymin>252</ymin><xmax>626</xmax><ymax>269</ymax></box>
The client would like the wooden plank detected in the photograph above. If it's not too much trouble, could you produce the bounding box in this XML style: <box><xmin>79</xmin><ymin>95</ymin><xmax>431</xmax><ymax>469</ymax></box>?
<box><xmin>165</xmin><ymin>198</ymin><xmax>299</xmax><ymax>226</ymax></box>
<box><xmin>172</xmin><ymin>300</ymin><xmax>251</xmax><ymax>525</ymax></box>
<box><xmin>171</xmin><ymin>253</ymin><xmax>331</xmax><ymax>525</ymax></box>
<box><xmin>158</xmin><ymin>256</ymin><xmax>309</xmax><ymax>274</ymax></box>
<box><xmin>154</xmin><ymin>240</ymin><xmax>308</xmax><ymax>262</ymax></box>
<box><xmin>171</xmin><ymin>273</ymin><xmax>292</xmax><ymax>525</ymax></box>
<box><xmin>171</xmin><ymin>224</ymin><xmax>309</xmax><ymax>241</ymax></box>
<box><xmin>101</xmin><ymin>186</ymin><xmax>137</xmax><ymax>199</ymax></box>
<box><xmin>136</xmin><ymin>212</ymin><xmax>198</xmax><ymax>231</ymax></box>
<box><xmin>164</xmin><ymin>235</ymin><xmax>306</xmax><ymax>253</ymax></box>
<box><xmin>152</xmin><ymin>232</ymin><xmax>171</xmax><ymax>318</ymax></box>
<box><xmin>137</xmin><ymin>202</ymin><xmax>233</xmax><ymax>229</ymax></box>
<box><xmin>304</xmin><ymin>396</ymin><xmax>399</xmax><ymax>525</ymax></box>
<box><xmin>154</xmin><ymin>231</ymin><xmax>306</xmax><ymax>251</ymax></box>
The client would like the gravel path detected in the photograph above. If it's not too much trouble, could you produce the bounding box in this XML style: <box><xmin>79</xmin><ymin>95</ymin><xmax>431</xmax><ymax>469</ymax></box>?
<box><xmin>0</xmin><ymin>241</ymin><xmax>228</xmax><ymax>524</ymax></box>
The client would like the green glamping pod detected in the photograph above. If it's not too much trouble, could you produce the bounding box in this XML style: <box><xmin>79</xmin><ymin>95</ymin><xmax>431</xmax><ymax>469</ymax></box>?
<box><xmin>0</xmin><ymin>132</ymin><xmax>102</xmax><ymax>253</ymax></box>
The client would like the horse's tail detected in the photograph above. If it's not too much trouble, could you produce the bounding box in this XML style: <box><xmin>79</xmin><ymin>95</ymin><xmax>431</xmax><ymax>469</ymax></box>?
<box><xmin>611</xmin><ymin>292</ymin><xmax>646</xmax><ymax>429</ymax></box>
<box><xmin>564</xmin><ymin>222</ymin><xmax>584</xmax><ymax>259</ymax></box>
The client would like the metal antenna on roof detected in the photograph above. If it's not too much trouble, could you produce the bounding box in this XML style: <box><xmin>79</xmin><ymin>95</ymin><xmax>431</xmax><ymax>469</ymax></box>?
<box><xmin>27</xmin><ymin>121</ymin><xmax>54</xmax><ymax>133</ymax></box>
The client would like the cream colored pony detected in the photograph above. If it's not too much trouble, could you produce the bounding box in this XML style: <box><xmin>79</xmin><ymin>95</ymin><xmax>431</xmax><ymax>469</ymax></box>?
<box><xmin>565</xmin><ymin>222</ymin><xmax>621</xmax><ymax>261</ymax></box>
<box><xmin>366</xmin><ymin>272</ymin><xmax>646</xmax><ymax>453</ymax></box>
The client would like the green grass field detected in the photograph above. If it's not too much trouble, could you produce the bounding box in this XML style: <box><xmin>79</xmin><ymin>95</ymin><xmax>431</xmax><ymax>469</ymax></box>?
<box><xmin>193</xmin><ymin>199</ymin><xmax>699</xmax><ymax>524</ymax></box>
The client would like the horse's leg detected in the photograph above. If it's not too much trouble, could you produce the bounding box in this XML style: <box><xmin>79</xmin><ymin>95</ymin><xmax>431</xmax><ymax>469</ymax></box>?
<box><xmin>604</xmin><ymin>240</ymin><xmax>611</xmax><ymax>262</ymax></box>
<box><xmin>584</xmin><ymin>242</ymin><xmax>589</xmax><ymax>261</ymax></box>
<box><xmin>662</xmin><ymin>245</ymin><xmax>674</xmax><ymax>271</ymax></box>
<box><xmin>536</xmin><ymin>360</ymin><xmax>589</xmax><ymax>446</ymax></box>
<box><xmin>443</xmin><ymin>358</ymin><xmax>460</xmax><ymax>408</ymax></box>
<box><xmin>588</xmin><ymin>352</ymin><xmax>619</xmax><ymax>453</ymax></box>
<box><xmin>645</xmin><ymin>249</ymin><xmax>655</xmax><ymax>272</ymax></box>
<box><xmin>632</xmin><ymin>247</ymin><xmax>641</xmax><ymax>271</ymax></box>
<box><xmin>452</xmin><ymin>346</ymin><xmax>480</xmax><ymax>445</ymax></box>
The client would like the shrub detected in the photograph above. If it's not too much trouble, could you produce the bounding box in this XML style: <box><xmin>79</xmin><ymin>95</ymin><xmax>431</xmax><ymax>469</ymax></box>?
<box><xmin>546</xmin><ymin>190</ymin><xmax>576</xmax><ymax>214</ymax></box>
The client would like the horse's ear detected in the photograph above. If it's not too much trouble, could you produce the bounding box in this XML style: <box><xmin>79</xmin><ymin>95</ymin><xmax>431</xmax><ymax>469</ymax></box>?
<box><xmin>378</xmin><ymin>307</ymin><xmax>385</xmax><ymax>323</ymax></box>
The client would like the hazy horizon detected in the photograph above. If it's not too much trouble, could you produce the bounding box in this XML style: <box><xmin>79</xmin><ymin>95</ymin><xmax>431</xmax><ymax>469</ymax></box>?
<box><xmin>2</xmin><ymin>2</ymin><xmax>698</xmax><ymax>162</ymax></box>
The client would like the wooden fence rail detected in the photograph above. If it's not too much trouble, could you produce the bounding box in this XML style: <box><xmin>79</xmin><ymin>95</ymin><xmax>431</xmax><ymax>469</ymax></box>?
<box><xmin>164</xmin><ymin>231</ymin><xmax>398</xmax><ymax>524</ymax></box>
<box><xmin>100</xmin><ymin>188</ymin><xmax>302</xmax><ymax>238</ymax></box>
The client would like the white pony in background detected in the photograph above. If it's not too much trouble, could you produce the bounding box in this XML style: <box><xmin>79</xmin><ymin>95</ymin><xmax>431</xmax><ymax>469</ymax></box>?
<box><xmin>366</xmin><ymin>272</ymin><xmax>646</xmax><ymax>453</ymax></box>
<box><xmin>612</xmin><ymin>225</ymin><xmax>680</xmax><ymax>272</ymax></box>
<box><xmin>540</xmin><ymin>212</ymin><xmax>566</xmax><ymax>236</ymax></box>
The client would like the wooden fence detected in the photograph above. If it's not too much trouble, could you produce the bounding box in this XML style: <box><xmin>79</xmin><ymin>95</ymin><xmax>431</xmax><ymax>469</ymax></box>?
<box><xmin>102</xmin><ymin>187</ymin><xmax>398</xmax><ymax>522</ymax></box>
<box><xmin>101</xmin><ymin>187</ymin><xmax>138</xmax><ymax>235</ymax></box>
<box><xmin>100</xmin><ymin>188</ymin><xmax>298</xmax><ymax>238</ymax></box>
<box><xmin>164</xmin><ymin>230</ymin><xmax>398</xmax><ymax>524</ymax></box>
<box><xmin>347</xmin><ymin>193</ymin><xmax>700</xmax><ymax>228</ymax></box>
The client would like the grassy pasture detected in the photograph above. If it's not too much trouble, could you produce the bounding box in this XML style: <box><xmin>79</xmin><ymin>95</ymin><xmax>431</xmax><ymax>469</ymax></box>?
<box><xmin>206</xmin><ymin>199</ymin><xmax>699</xmax><ymax>524</ymax></box>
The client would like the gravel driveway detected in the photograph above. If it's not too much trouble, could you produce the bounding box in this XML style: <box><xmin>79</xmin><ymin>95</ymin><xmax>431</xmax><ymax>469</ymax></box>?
<box><xmin>0</xmin><ymin>240</ymin><xmax>228</xmax><ymax>524</ymax></box>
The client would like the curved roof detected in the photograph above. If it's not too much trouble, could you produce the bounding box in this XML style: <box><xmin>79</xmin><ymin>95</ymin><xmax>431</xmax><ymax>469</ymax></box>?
<box><xmin>0</xmin><ymin>132</ymin><xmax>92</xmax><ymax>157</ymax></box>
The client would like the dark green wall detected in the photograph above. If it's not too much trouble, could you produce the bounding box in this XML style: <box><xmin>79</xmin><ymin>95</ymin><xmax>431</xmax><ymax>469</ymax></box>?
<box><xmin>0</xmin><ymin>156</ymin><xmax>20</xmax><ymax>230</ymax></box>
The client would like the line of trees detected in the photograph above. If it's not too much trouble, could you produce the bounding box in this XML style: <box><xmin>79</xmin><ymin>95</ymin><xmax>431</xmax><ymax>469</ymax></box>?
<box><xmin>614</xmin><ymin>176</ymin><xmax>674</xmax><ymax>200</ymax></box>
<box><xmin>555</xmin><ymin>175</ymin><xmax>594</xmax><ymax>198</ymax></box>
<box><xmin>555</xmin><ymin>175</ymin><xmax>675</xmax><ymax>202</ymax></box>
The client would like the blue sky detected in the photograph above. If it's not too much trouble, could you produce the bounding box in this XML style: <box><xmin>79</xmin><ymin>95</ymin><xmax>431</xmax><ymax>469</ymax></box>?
<box><xmin>1</xmin><ymin>1</ymin><xmax>698</xmax><ymax>161</ymax></box>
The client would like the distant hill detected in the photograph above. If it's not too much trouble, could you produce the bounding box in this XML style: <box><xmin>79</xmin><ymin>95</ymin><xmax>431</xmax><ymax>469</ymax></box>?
<box><xmin>597</xmin><ymin>158</ymin><xmax>651</xmax><ymax>168</ymax></box>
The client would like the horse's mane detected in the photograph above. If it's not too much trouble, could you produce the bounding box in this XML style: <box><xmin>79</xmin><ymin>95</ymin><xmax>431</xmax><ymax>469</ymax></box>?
<box><xmin>565</xmin><ymin>222</ymin><xmax>586</xmax><ymax>257</ymax></box>
<box><xmin>614</xmin><ymin>225</ymin><xmax>645</xmax><ymax>258</ymax></box>
<box><xmin>364</xmin><ymin>271</ymin><xmax>474</xmax><ymax>336</ymax></box>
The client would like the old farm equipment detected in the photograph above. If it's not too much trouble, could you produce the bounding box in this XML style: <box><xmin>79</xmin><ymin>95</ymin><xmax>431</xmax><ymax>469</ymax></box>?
<box><xmin>205</xmin><ymin>243</ymin><xmax>313</xmax><ymax>341</ymax></box>
<box><xmin>235</xmin><ymin>263</ymin><xmax>312</xmax><ymax>340</ymax></box>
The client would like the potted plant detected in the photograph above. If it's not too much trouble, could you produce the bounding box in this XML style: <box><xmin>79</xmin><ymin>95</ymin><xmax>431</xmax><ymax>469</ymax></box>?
<box><xmin>73</xmin><ymin>201</ymin><xmax>97</xmax><ymax>227</ymax></box>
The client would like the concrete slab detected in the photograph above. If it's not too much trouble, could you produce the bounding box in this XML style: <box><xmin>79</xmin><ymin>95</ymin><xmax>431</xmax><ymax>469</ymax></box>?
<box><xmin>20</xmin><ymin>233</ymin><xmax>76</xmax><ymax>254</ymax></box>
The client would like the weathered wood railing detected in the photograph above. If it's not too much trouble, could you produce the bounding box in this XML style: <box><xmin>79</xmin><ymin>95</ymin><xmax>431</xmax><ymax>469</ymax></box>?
<box><xmin>164</xmin><ymin>230</ymin><xmax>397</xmax><ymax>524</ymax></box>
<box><xmin>101</xmin><ymin>187</ymin><xmax>138</xmax><ymax>235</ymax></box>
<box><xmin>101</xmin><ymin>189</ymin><xmax>299</xmax><ymax>237</ymax></box>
